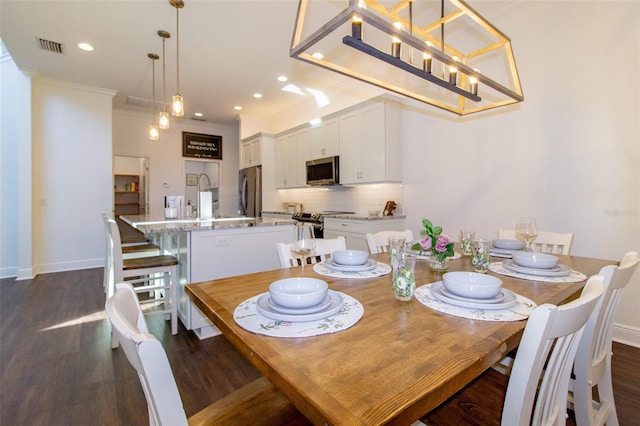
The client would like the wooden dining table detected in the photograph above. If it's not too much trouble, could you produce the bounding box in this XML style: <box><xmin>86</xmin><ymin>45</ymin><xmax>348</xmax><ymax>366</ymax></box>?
<box><xmin>186</xmin><ymin>252</ymin><xmax>612</xmax><ymax>425</ymax></box>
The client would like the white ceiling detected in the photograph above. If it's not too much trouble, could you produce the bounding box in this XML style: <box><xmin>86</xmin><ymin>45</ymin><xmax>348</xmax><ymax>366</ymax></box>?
<box><xmin>0</xmin><ymin>0</ymin><xmax>518</xmax><ymax>125</ymax></box>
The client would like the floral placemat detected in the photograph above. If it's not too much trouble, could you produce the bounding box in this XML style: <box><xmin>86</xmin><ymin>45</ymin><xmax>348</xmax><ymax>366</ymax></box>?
<box><xmin>489</xmin><ymin>262</ymin><xmax>587</xmax><ymax>283</ymax></box>
<box><xmin>313</xmin><ymin>261</ymin><xmax>391</xmax><ymax>279</ymax></box>
<box><xmin>233</xmin><ymin>291</ymin><xmax>364</xmax><ymax>338</ymax></box>
<box><xmin>414</xmin><ymin>283</ymin><xmax>536</xmax><ymax>322</ymax></box>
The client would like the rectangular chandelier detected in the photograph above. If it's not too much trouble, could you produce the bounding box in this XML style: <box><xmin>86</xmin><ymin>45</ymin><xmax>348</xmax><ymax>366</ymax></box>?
<box><xmin>290</xmin><ymin>0</ymin><xmax>524</xmax><ymax>115</ymax></box>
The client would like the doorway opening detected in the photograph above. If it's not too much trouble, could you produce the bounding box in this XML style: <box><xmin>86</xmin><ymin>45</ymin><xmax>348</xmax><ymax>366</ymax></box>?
<box><xmin>113</xmin><ymin>155</ymin><xmax>150</xmax><ymax>216</ymax></box>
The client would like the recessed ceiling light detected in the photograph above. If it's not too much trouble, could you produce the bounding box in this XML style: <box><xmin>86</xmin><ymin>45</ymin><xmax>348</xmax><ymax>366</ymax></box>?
<box><xmin>253</xmin><ymin>93</ymin><xmax>263</xmax><ymax>98</ymax></box>
<box><xmin>194</xmin><ymin>112</ymin><xmax>203</xmax><ymax>117</ymax></box>
<box><xmin>277</xmin><ymin>75</ymin><xmax>288</xmax><ymax>82</ymax></box>
<box><xmin>234</xmin><ymin>106</ymin><xmax>242</xmax><ymax>111</ymax></box>
<box><xmin>77</xmin><ymin>42</ymin><xmax>94</xmax><ymax>51</ymax></box>
<box><xmin>312</xmin><ymin>52</ymin><xmax>324</xmax><ymax>60</ymax></box>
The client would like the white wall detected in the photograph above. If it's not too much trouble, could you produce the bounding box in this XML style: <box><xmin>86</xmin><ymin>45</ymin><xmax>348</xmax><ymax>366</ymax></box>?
<box><xmin>112</xmin><ymin>111</ymin><xmax>239</xmax><ymax>217</ymax></box>
<box><xmin>32</xmin><ymin>79</ymin><xmax>115</xmax><ymax>275</ymax></box>
<box><xmin>0</xmin><ymin>48</ymin><xmax>22</xmax><ymax>278</ymax></box>
<box><xmin>248</xmin><ymin>2</ymin><xmax>640</xmax><ymax>345</ymax></box>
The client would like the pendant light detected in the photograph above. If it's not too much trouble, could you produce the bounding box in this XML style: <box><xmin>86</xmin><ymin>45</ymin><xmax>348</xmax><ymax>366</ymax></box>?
<box><xmin>170</xmin><ymin>0</ymin><xmax>185</xmax><ymax>117</ymax></box>
<box><xmin>148</xmin><ymin>53</ymin><xmax>160</xmax><ymax>141</ymax></box>
<box><xmin>158</xmin><ymin>30</ymin><xmax>171</xmax><ymax>130</ymax></box>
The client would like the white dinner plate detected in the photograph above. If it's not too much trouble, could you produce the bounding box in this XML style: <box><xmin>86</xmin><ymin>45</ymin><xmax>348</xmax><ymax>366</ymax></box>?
<box><xmin>324</xmin><ymin>258</ymin><xmax>377</xmax><ymax>272</ymax></box>
<box><xmin>430</xmin><ymin>282</ymin><xmax>518</xmax><ymax>310</ymax></box>
<box><xmin>502</xmin><ymin>260</ymin><xmax>571</xmax><ymax>277</ymax></box>
<box><xmin>267</xmin><ymin>295</ymin><xmax>332</xmax><ymax>315</ymax></box>
<box><xmin>492</xmin><ymin>239</ymin><xmax>525</xmax><ymax>250</ymax></box>
<box><xmin>256</xmin><ymin>291</ymin><xmax>344</xmax><ymax>322</ymax></box>
<box><xmin>440</xmin><ymin>287</ymin><xmax>505</xmax><ymax>304</ymax></box>
<box><xmin>490</xmin><ymin>247</ymin><xmax>523</xmax><ymax>257</ymax></box>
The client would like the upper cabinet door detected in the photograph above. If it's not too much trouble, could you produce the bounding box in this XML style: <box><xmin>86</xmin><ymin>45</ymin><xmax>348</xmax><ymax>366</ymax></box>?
<box><xmin>338</xmin><ymin>101</ymin><xmax>403</xmax><ymax>184</ymax></box>
<box><xmin>309</xmin><ymin>117</ymin><xmax>340</xmax><ymax>160</ymax></box>
<box><xmin>275</xmin><ymin>129</ymin><xmax>309</xmax><ymax>189</ymax></box>
<box><xmin>240</xmin><ymin>135</ymin><xmax>263</xmax><ymax>169</ymax></box>
<box><xmin>339</xmin><ymin>110</ymin><xmax>363</xmax><ymax>183</ymax></box>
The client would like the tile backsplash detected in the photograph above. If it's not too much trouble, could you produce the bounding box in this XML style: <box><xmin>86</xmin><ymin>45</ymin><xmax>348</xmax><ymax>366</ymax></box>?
<box><xmin>267</xmin><ymin>183</ymin><xmax>404</xmax><ymax>215</ymax></box>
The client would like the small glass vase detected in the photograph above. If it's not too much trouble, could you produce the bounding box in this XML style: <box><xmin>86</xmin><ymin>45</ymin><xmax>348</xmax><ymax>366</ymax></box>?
<box><xmin>392</xmin><ymin>254</ymin><xmax>416</xmax><ymax>301</ymax></box>
<box><xmin>428</xmin><ymin>255</ymin><xmax>449</xmax><ymax>272</ymax></box>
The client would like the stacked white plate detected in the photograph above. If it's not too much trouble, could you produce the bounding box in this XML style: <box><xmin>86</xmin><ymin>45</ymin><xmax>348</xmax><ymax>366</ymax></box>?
<box><xmin>429</xmin><ymin>272</ymin><xmax>518</xmax><ymax>310</ymax></box>
<box><xmin>324</xmin><ymin>250</ymin><xmax>377</xmax><ymax>272</ymax></box>
<box><xmin>502</xmin><ymin>252</ymin><xmax>571</xmax><ymax>277</ymax></box>
<box><xmin>491</xmin><ymin>239</ymin><xmax>525</xmax><ymax>257</ymax></box>
<box><xmin>256</xmin><ymin>277</ymin><xmax>345</xmax><ymax>322</ymax></box>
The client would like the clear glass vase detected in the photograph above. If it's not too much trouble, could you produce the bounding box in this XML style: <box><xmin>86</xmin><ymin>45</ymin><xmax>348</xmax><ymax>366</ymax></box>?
<box><xmin>428</xmin><ymin>255</ymin><xmax>449</xmax><ymax>272</ymax></box>
<box><xmin>392</xmin><ymin>254</ymin><xmax>416</xmax><ymax>301</ymax></box>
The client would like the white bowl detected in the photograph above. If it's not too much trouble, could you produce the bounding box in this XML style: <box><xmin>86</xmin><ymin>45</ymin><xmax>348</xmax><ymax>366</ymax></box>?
<box><xmin>512</xmin><ymin>252</ymin><xmax>558</xmax><ymax>269</ymax></box>
<box><xmin>332</xmin><ymin>250</ymin><xmax>369</xmax><ymax>266</ymax></box>
<box><xmin>442</xmin><ymin>272</ymin><xmax>502</xmax><ymax>299</ymax></box>
<box><xmin>368</xmin><ymin>210</ymin><xmax>380</xmax><ymax>217</ymax></box>
<box><xmin>269</xmin><ymin>278</ymin><xmax>328</xmax><ymax>309</ymax></box>
<box><xmin>492</xmin><ymin>239</ymin><xmax>525</xmax><ymax>250</ymax></box>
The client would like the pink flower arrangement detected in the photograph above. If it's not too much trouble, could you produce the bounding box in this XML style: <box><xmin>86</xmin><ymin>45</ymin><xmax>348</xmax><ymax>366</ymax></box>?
<box><xmin>411</xmin><ymin>219</ymin><xmax>455</xmax><ymax>261</ymax></box>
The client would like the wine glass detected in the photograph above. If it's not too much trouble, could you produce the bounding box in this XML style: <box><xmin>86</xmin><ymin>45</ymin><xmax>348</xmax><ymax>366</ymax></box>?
<box><xmin>515</xmin><ymin>217</ymin><xmax>538</xmax><ymax>252</ymax></box>
<box><xmin>291</xmin><ymin>223</ymin><xmax>316</xmax><ymax>275</ymax></box>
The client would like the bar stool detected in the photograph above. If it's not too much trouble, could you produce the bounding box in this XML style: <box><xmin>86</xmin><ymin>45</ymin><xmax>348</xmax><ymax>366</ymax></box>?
<box><xmin>103</xmin><ymin>215</ymin><xmax>179</xmax><ymax>342</ymax></box>
<box><xmin>101</xmin><ymin>214</ymin><xmax>160</xmax><ymax>294</ymax></box>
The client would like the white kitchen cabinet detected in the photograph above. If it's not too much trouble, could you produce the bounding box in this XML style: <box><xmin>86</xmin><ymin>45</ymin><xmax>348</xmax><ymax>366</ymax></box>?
<box><xmin>308</xmin><ymin>117</ymin><xmax>339</xmax><ymax>160</ymax></box>
<box><xmin>240</xmin><ymin>133</ymin><xmax>273</xmax><ymax>169</ymax></box>
<box><xmin>323</xmin><ymin>217</ymin><xmax>406</xmax><ymax>252</ymax></box>
<box><xmin>339</xmin><ymin>101</ymin><xmax>402</xmax><ymax>184</ymax></box>
<box><xmin>275</xmin><ymin>128</ymin><xmax>309</xmax><ymax>188</ymax></box>
<box><xmin>184</xmin><ymin>224</ymin><xmax>295</xmax><ymax>338</ymax></box>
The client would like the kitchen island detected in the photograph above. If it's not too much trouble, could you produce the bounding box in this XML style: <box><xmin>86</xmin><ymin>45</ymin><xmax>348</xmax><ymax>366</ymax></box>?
<box><xmin>121</xmin><ymin>215</ymin><xmax>295</xmax><ymax>339</ymax></box>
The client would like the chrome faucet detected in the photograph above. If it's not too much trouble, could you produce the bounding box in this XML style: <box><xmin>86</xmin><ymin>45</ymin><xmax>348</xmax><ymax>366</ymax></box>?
<box><xmin>195</xmin><ymin>173</ymin><xmax>211</xmax><ymax>218</ymax></box>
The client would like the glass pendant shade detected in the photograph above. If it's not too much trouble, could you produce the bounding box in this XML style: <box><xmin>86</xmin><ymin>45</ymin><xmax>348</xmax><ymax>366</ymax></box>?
<box><xmin>172</xmin><ymin>94</ymin><xmax>184</xmax><ymax>117</ymax></box>
<box><xmin>158</xmin><ymin>111</ymin><xmax>170</xmax><ymax>129</ymax></box>
<box><xmin>149</xmin><ymin>123</ymin><xmax>160</xmax><ymax>140</ymax></box>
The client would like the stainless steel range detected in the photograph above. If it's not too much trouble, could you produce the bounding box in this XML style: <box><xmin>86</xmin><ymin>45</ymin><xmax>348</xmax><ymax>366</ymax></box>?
<box><xmin>291</xmin><ymin>211</ymin><xmax>355</xmax><ymax>238</ymax></box>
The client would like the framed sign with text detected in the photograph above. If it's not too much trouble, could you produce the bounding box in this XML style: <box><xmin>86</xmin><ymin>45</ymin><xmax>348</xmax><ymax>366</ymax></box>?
<box><xmin>182</xmin><ymin>132</ymin><xmax>222</xmax><ymax>159</ymax></box>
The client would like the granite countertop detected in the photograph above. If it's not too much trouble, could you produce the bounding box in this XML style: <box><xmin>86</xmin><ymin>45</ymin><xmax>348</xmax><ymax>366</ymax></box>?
<box><xmin>120</xmin><ymin>215</ymin><xmax>295</xmax><ymax>234</ymax></box>
<box><xmin>324</xmin><ymin>214</ymin><xmax>406</xmax><ymax>221</ymax></box>
<box><xmin>261</xmin><ymin>211</ymin><xmax>406</xmax><ymax>221</ymax></box>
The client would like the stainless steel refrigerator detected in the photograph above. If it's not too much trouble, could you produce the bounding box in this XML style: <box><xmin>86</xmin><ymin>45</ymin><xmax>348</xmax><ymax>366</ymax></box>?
<box><xmin>239</xmin><ymin>165</ymin><xmax>262</xmax><ymax>217</ymax></box>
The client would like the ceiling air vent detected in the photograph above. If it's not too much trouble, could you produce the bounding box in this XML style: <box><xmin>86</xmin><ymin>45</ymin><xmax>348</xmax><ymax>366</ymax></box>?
<box><xmin>37</xmin><ymin>37</ymin><xmax>64</xmax><ymax>54</ymax></box>
<box><xmin>126</xmin><ymin>96</ymin><xmax>164</xmax><ymax>110</ymax></box>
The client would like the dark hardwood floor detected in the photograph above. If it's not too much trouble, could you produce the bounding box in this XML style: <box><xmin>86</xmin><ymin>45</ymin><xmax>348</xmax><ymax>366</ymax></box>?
<box><xmin>1</xmin><ymin>268</ymin><xmax>639</xmax><ymax>425</ymax></box>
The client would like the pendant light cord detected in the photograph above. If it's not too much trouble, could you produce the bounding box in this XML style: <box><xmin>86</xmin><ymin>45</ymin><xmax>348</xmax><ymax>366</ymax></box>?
<box><xmin>176</xmin><ymin>5</ymin><xmax>180</xmax><ymax>94</ymax></box>
<box><xmin>151</xmin><ymin>57</ymin><xmax>157</xmax><ymax>116</ymax></box>
<box><xmin>162</xmin><ymin>38</ymin><xmax>167</xmax><ymax>112</ymax></box>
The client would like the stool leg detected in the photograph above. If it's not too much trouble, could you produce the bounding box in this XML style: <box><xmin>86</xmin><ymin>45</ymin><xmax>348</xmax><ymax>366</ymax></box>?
<box><xmin>169</xmin><ymin>269</ymin><xmax>178</xmax><ymax>335</ymax></box>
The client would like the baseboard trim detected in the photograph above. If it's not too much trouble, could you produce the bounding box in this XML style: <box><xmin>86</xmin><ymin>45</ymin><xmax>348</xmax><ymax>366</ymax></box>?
<box><xmin>0</xmin><ymin>266</ymin><xmax>18</xmax><ymax>279</ymax></box>
<box><xmin>613</xmin><ymin>323</ymin><xmax>640</xmax><ymax>348</ymax></box>
<box><xmin>16</xmin><ymin>267</ymin><xmax>35</xmax><ymax>281</ymax></box>
<box><xmin>33</xmin><ymin>258</ymin><xmax>104</xmax><ymax>277</ymax></box>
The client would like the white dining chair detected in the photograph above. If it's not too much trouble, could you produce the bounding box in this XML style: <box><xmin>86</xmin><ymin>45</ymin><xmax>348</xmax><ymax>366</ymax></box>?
<box><xmin>105</xmin><ymin>283</ymin><xmax>306</xmax><ymax>426</ymax></box>
<box><xmin>103</xmin><ymin>215</ymin><xmax>179</xmax><ymax>340</ymax></box>
<box><xmin>572</xmin><ymin>251</ymin><xmax>639</xmax><ymax>426</ymax></box>
<box><xmin>276</xmin><ymin>236</ymin><xmax>346</xmax><ymax>268</ymax></box>
<box><xmin>365</xmin><ymin>229</ymin><xmax>414</xmax><ymax>254</ymax></box>
<box><xmin>420</xmin><ymin>275</ymin><xmax>605</xmax><ymax>426</ymax></box>
<box><xmin>498</xmin><ymin>228</ymin><xmax>574</xmax><ymax>255</ymax></box>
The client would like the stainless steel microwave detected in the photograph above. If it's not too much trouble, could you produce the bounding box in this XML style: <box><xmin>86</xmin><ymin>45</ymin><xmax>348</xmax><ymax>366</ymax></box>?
<box><xmin>306</xmin><ymin>156</ymin><xmax>339</xmax><ymax>186</ymax></box>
